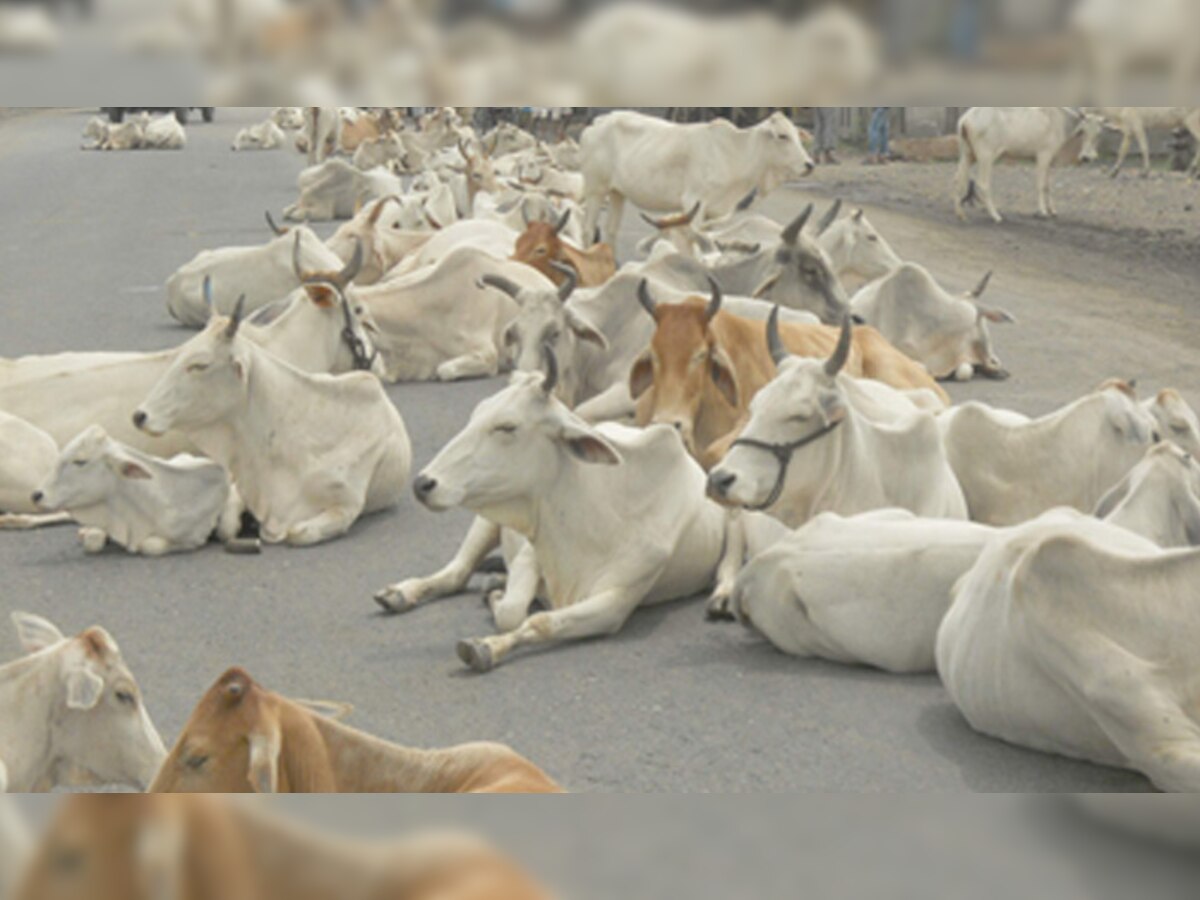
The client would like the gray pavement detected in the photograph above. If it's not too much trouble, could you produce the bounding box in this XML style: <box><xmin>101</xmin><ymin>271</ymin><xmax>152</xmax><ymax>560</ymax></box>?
<box><xmin>0</xmin><ymin>108</ymin><xmax>1177</xmax><ymax>793</ymax></box>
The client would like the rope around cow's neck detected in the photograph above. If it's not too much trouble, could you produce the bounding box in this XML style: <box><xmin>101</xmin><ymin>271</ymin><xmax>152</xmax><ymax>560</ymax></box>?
<box><xmin>728</xmin><ymin>419</ymin><xmax>844</xmax><ymax>512</ymax></box>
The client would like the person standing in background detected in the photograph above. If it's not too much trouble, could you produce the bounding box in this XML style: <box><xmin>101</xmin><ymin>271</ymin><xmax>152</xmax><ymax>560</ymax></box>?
<box><xmin>867</xmin><ymin>107</ymin><xmax>891</xmax><ymax>165</ymax></box>
<box><xmin>812</xmin><ymin>107</ymin><xmax>840</xmax><ymax>165</ymax></box>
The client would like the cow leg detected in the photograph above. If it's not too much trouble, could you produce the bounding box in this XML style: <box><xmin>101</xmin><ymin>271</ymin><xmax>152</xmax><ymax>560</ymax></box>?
<box><xmin>1132</xmin><ymin>121</ymin><xmax>1152</xmax><ymax>177</ymax></box>
<box><xmin>574</xmin><ymin>383</ymin><xmax>636</xmax><ymax>424</ymax></box>
<box><xmin>216</xmin><ymin>485</ymin><xmax>245</xmax><ymax>543</ymax></box>
<box><xmin>601</xmin><ymin>192</ymin><xmax>626</xmax><ymax>246</ymax></box>
<box><xmin>375</xmin><ymin>516</ymin><xmax>501</xmax><ymax>613</ymax></box>
<box><xmin>435</xmin><ymin>349</ymin><xmax>500</xmax><ymax>382</ymax></box>
<box><xmin>706</xmin><ymin>510</ymin><xmax>745</xmax><ymax>621</ymax></box>
<box><xmin>0</xmin><ymin>512</ymin><xmax>71</xmax><ymax>530</ymax></box>
<box><xmin>582</xmin><ymin>191</ymin><xmax>605</xmax><ymax>246</ymax></box>
<box><xmin>79</xmin><ymin>527</ymin><xmax>108</xmax><ymax>554</ymax></box>
<box><xmin>974</xmin><ymin>156</ymin><xmax>1003</xmax><ymax>223</ymax></box>
<box><xmin>1034</xmin><ymin>153</ymin><xmax>1054</xmax><ymax>218</ymax></box>
<box><xmin>488</xmin><ymin>541</ymin><xmax>541</xmax><ymax>633</ymax></box>
<box><xmin>138</xmin><ymin>536</ymin><xmax>171</xmax><ymax>557</ymax></box>
<box><xmin>285</xmin><ymin>506</ymin><xmax>358</xmax><ymax>546</ymax></box>
<box><xmin>457</xmin><ymin>584</ymin><xmax>650</xmax><ymax>673</ymax></box>
<box><xmin>953</xmin><ymin>145</ymin><xmax>973</xmax><ymax>221</ymax></box>
<box><xmin>1109</xmin><ymin>131</ymin><xmax>1132</xmax><ymax>178</ymax></box>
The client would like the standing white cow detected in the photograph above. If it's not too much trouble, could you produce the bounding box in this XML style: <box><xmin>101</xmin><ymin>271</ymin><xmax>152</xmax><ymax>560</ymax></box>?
<box><xmin>0</xmin><ymin>410</ymin><xmax>68</xmax><ymax>529</ymax></box>
<box><xmin>581</xmin><ymin>109</ymin><xmax>815</xmax><ymax>245</ymax></box>
<box><xmin>32</xmin><ymin>425</ymin><xmax>241</xmax><ymax>556</ymax></box>
<box><xmin>850</xmin><ymin>265</ymin><xmax>1015</xmax><ymax>380</ymax></box>
<box><xmin>0</xmin><ymin>612</ymin><xmax>166</xmax><ymax>792</ymax></box>
<box><xmin>940</xmin><ymin>380</ymin><xmax>1159</xmax><ymax>525</ymax></box>
<box><xmin>133</xmin><ymin>300</ymin><xmax>412</xmax><ymax>546</ymax></box>
<box><xmin>1096</xmin><ymin>107</ymin><xmax>1200</xmax><ymax>177</ymax></box>
<box><xmin>936</xmin><ymin>513</ymin><xmax>1200</xmax><ymax>792</ymax></box>
<box><xmin>955</xmin><ymin>107</ymin><xmax>1106</xmax><ymax>223</ymax></box>
<box><xmin>303</xmin><ymin>105</ymin><xmax>342</xmax><ymax>164</ymax></box>
<box><xmin>707</xmin><ymin>313</ymin><xmax>967</xmax><ymax>527</ymax></box>
<box><xmin>377</xmin><ymin>354</ymin><xmax>731</xmax><ymax>672</ymax></box>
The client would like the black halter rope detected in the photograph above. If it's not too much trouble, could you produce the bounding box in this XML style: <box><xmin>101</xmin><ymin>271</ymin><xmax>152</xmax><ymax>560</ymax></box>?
<box><xmin>341</xmin><ymin>300</ymin><xmax>378</xmax><ymax>372</ymax></box>
<box><xmin>728</xmin><ymin>418</ymin><xmax>844</xmax><ymax>511</ymax></box>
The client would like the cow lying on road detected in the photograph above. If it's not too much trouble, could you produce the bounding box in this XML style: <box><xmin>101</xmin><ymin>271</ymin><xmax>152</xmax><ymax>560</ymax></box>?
<box><xmin>152</xmin><ymin>667</ymin><xmax>563</xmax><ymax>792</ymax></box>
<box><xmin>0</xmin><ymin>410</ymin><xmax>67</xmax><ymax>529</ymax></box>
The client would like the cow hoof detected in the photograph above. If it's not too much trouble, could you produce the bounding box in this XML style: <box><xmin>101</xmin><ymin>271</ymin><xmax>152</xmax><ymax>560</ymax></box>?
<box><xmin>705</xmin><ymin>595</ymin><xmax>736</xmax><ymax>622</ymax></box>
<box><xmin>457</xmin><ymin>639</ymin><xmax>495</xmax><ymax>673</ymax></box>
<box><xmin>374</xmin><ymin>586</ymin><xmax>417</xmax><ymax>615</ymax></box>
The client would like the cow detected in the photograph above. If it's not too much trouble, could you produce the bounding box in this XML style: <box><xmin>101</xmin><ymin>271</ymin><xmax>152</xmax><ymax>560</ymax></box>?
<box><xmin>0</xmin><ymin>797</ymin><xmax>29</xmax><ymax>898</ymax></box>
<box><xmin>232</xmin><ymin>117</ymin><xmax>287</xmax><ymax>150</ymax></box>
<box><xmin>515</xmin><ymin>159</ymin><xmax>585</xmax><ymax>203</ymax></box>
<box><xmin>302</xmin><ymin>105</ymin><xmax>341</xmax><ymax>164</ymax></box>
<box><xmin>482</xmin><ymin>121</ymin><xmax>538</xmax><ymax>158</ymax></box>
<box><xmin>166</xmin><ymin>219</ymin><xmax>353</xmax><ymax>326</ymax></box>
<box><xmin>581</xmin><ymin>109</ymin><xmax>815</xmax><ymax>245</ymax></box>
<box><xmin>376</xmin><ymin>353</ymin><xmax>734</xmax><ymax>672</ymax></box>
<box><xmin>815</xmin><ymin>202</ymin><xmax>904</xmax><ymax>283</ymax></box>
<box><xmin>80</xmin><ymin>118</ymin><xmax>143</xmax><ymax>151</ymax></box>
<box><xmin>707</xmin><ymin>313</ymin><xmax>968</xmax><ymax>528</ymax></box>
<box><xmin>630</xmin><ymin>280</ymin><xmax>949</xmax><ymax>468</ymax></box>
<box><xmin>152</xmin><ymin>667</ymin><xmax>563</xmax><ymax>792</ymax></box>
<box><xmin>352</xmin><ymin>131</ymin><xmax>410</xmax><ymax>170</ymax></box>
<box><xmin>271</xmin><ymin>106</ymin><xmax>304</xmax><ymax>130</ymax></box>
<box><xmin>137</xmin><ymin>112</ymin><xmax>186</xmax><ymax>150</ymax></box>
<box><xmin>0</xmin><ymin>410</ymin><xmax>68</xmax><ymax>529</ymax></box>
<box><xmin>283</xmin><ymin>158</ymin><xmax>403</xmax><ymax>222</ymax></box>
<box><xmin>13</xmin><ymin>794</ymin><xmax>554</xmax><ymax>900</ymax></box>
<box><xmin>1094</xmin><ymin>107</ymin><xmax>1200</xmax><ymax>178</ymax></box>
<box><xmin>338</xmin><ymin>107</ymin><xmax>400</xmax><ymax>153</ymax></box>
<box><xmin>955</xmin><ymin>107</ymin><xmax>1106</xmax><ymax>223</ymax></box>
<box><xmin>939</xmin><ymin>380</ymin><xmax>1159</xmax><ymax>525</ymax></box>
<box><xmin>1146</xmin><ymin>388</ymin><xmax>1200</xmax><ymax>454</ymax></box>
<box><xmin>359</xmin><ymin>245</ymin><xmax>553</xmax><ymax>382</ymax></box>
<box><xmin>511</xmin><ymin>211</ymin><xmax>616</xmax><ymax>288</ymax></box>
<box><xmin>323</xmin><ymin>197</ymin><xmax>434</xmax><ymax>285</ymax></box>
<box><xmin>850</xmin><ymin>265</ymin><xmax>1015</xmax><ymax>381</ymax></box>
<box><xmin>936</xmin><ymin>513</ymin><xmax>1200</xmax><ymax>792</ymax></box>
<box><xmin>132</xmin><ymin>298</ymin><xmax>412</xmax><ymax>546</ymax></box>
<box><xmin>32</xmin><ymin>425</ymin><xmax>241</xmax><ymax>556</ymax></box>
<box><xmin>0</xmin><ymin>612</ymin><xmax>166</xmax><ymax>792</ymax></box>
<box><xmin>390</xmin><ymin>219</ymin><xmax>519</xmax><ymax>276</ymax></box>
<box><xmin>732</xmin><ymin>445</ymin><xmax>1200</xmax><ymax>673</ymax></box>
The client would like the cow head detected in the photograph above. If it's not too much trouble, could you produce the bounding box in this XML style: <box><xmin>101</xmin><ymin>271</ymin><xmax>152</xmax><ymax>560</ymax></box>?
<box><xmin>1147</xmin><ymin>389</ymin><xmax>1200</xmax><ymax>456</ymax></box>
<box><xmin>460</xmin><ymin>138</ymin><xmax>499</xmax><ymax>199</ymax></box>
<box><xmin>707</xmin><ymin>309</ymin><xmax>853</xmax><ymax>511</ymax></box>
<box><xmin>751</xmin><ymin>205</ymin><xmax>848</xmax><ymax>324</ymax></box>
<box><xmin>512</xmin><ymin>211</ymin><xmax>575</xmax><ymax>285</ymax></box>
<box><xmin>413</xmin><ymin>351</ymin><xmax>622</xmax><ymax>527</ymax></box>
<box><xmin>629</xmin><ymin>278</ymin><xmax>735</xmax><ymax>456</ymax></box>
<box><xmin>1095</xmin><ymin>379</ymin><xmax>1160</xmax><ymax>445</ymax></box>
<box><xmin>9</xmin><ymin>612</ymin><xmax>166</xmax><ymax>792</ymax></box>
<box><xmin>960</xmin><ymin>271</ymin><xmax>1015</xmax><ymax>380</ymax></box>
<box><xmin>32</xmin><ymin>426</ymin><xmax>155</xmax><ymax>514</ymax></box>
<box><xmin>1067</xmin><ymin>109</ymin><xmax>1106</xmax><ymax>163</ymax></box>
<box><xmin>482</xmin><ymin>263</ymin><xmax>607</xmax><ymax>406</ymax></box>
<box><xmin>756</xmin><ymin>111</ymin><xmax>816</xmax><ymax>181</ymax></box>
<box><xmin>816</xmin><ymin>202</ymin><xmax>903</xmax><ymax>282</ymax></box>
<box><xmin>151</xmin><ymin>668</ymin><xmax>346</xmax><ymax>794</ymax></box>
<box><xmin>1094</xmin><ymin>441</ymin><xmax>1200</xmax><ymax>547</ymax></box>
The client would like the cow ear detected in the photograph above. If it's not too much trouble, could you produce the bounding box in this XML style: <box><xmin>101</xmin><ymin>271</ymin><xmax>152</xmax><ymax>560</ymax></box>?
<box><xmin>247</xmin><ymin>729</ymin><xmax>281</xmax><ymax>793</ymax></box>
<box><xmin>559</xmin><ymin>421</ymin><xmax>622</xmax><ymax>466</ymax></box>
<box><xmin>136</xmin><ymin>803</ymin><xmax>186</xmax><ymax>900</ymax></box>
<box><xmin>65</xmin><ymin>663</ymin><xmax>105</xmax><ymax>711</ymax></box>
<box><xmin>977</xmin><ymin>306</ymin><xmax>1016</xmax><ymax>324</ymax></box>
<box><xmin>303</xmin><ymin>283</ymin><xmax>337</xmax><ymax>309</ymax></box>
<box><xmin>629</xmin><ymin>351</ymin><xmax>654</xmax><ymax>400</ymax></box>
<box><xmin>709</xmin><ymin>349</ymin><xmax>739</xmax><ymax>408</ymax></box>
<box><xmin>107</xmin><ymin>454</ymin><xmax>153</xmax><ymax>481</ymax></box>
<box><xmin>12</xmin><ymin>612</ymin><xmax>65</xmax><ymax>654</ymax></box>
<box><xmin>565</xmin><ymin>310</ymin><xmax>608</xmax><ymax>350</ymax></box>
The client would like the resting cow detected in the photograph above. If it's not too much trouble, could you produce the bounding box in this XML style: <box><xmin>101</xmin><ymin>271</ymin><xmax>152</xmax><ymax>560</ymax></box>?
<box><xmin>284</xmin><ymin>158</ymin><xmax>402</xmax><ymax>222</ymax></box>
<box><xmin>32</xmin><ymin>425</ymin><xmax>241</xmax><ymax>556</ymax></box>
<box><xmin>511</xmin><ymin>211</ymin><xmax>616</xmax><ymax>287</ymax></box>
<box><xmin>152</xmin><ymin>667</ymin><xmax>563</xmax><ymax>792</ymax></box>
<box><xmin>0</xmin><ymin>410</ymin><xmax>68</xmax><ymax>529</ymax></box>
<box><xmin>0</xmin><ymin>612</ymin><xmax>166</xmax><ymax>792</ymax></box>
<box><xmin>133</xmin><ymin>299</ymin><xmax>412</xmax><ymax>546</ymax></box>
<box><xmin>232</xmin><ymin>117</ymin><xmax>287</xmax><ymax>150</ymax></box>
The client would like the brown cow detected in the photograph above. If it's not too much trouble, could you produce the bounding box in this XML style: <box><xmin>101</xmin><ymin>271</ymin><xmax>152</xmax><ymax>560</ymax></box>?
<box><xmin>149</xmin><ymin>668</ymin><xmax>563</xmax><ymax>794</ymax></box>
<box><xmin>512</xmin><ymin>211</ymin><xmax>616</xmax><ymax>288</ymax></box>
<box><xmin>630</xmin><ymin>280</ymin><xmax>950</xmax><ymax>467</ymax></box>
<box><xmin>13</xmin><ymin>794</ymin><xmax>553</xmax><ymax>900</ymax></box>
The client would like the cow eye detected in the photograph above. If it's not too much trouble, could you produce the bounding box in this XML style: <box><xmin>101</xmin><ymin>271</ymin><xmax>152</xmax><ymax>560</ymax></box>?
<box><xmin>866</xmin><ymin>235</ymin><xmax>879</xmax><ymax>243</ymax></box>
<box><xmin>188</xmin><ymin>363</ymin><xmax>209</xmax><ymax>374</ymax></box>
<box><xmin>493</xmin><ymin>423</ymin><xmax>518</xmax><ymax>434</ymax></box>
<box><xmin>115</xmin><ymin>689</ymin><xmax>136</xmax><ymax>707</ymax></box>
<box><xmin>72</xmin><ymin>459</ymin><xmax>88</xmax><ymax>467</ymax></box>
<box><xmin>185</xmin><ymin>754</ymin><xmax>209</xmax><ymax>771</ymax></box>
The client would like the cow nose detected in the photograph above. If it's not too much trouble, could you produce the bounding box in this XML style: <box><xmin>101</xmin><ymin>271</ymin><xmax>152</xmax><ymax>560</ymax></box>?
<box><xmin>804</xmin><ymin>162</ymin><xmax>815</xmax><ymax>175</ymax></box>
<box><xmin>708</xmin><ymin>470</ymin><xmax>737</xmax><ymax>498</ymax></box>
<box><xmin>132</xmin><ymin>410</ymin><xmax>148</xmax><ymax>430</ymax></box>
<box><xmin>30</xmin><ymin>491</ymin><xmax>43</xmax><ymax>506</ymax></box>
<box><xmin>413</xmin><ymin>475</ymin><xmax>438</xmax><ymax>502</ymax></box>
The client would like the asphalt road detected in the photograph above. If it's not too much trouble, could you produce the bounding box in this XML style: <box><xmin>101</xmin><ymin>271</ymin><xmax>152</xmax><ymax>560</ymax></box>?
<box><xmin>0</xmin><ymin>107</ymin><xmax>1185</xmax><ymax>794</ymax></box>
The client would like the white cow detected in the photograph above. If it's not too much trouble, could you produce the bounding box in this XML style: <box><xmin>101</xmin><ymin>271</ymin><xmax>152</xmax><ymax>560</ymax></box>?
<box><xmin>850</xmin><ymin>264</ymin><xmax>1015</xmax><ymax>381</ymax></box>
<box><xmin>0</xmin><ymin>411</ymin><xmax>67</xmax><ymax>530</ymax></box>
<box><xmin>302</xmin><ymin>105</ymin><xmax>342</xmax><ymax>165</ymax></box>
<box><xmin>358</xmin><ymin>246</ymin><xmax>552</xmax><ymax>382</ymax></box>
<box><xmin>936</xmin><ymin>513</ymin><xmax>1200</xmax><ymax>792</ymax></box>
<box><xmin>1095</xmin><ymin>107</ymin><xmax>1200</xmax><ymax>177</ymax></box>
<box><xmin>1146</xmin><ymin>388</ymin><xmax>1200</xmax><ymax>455</ymax></box>
<box><xmin>0</xmin><ymin>612</ymin><xmax>166</xmax><ymax>792</ymax></box>
<box><xmin>232</xmin><ymin>118</ymin><xmax>287</xmax><ymax>151</ymax></box>
<box><xmin>815</xmin><ymin>203</ymin><xmax>904</xmax><ymax>283</ymax></box>
<box><xmin>283</xmin><ymin>159</ymin><xmax>403</xmax><ymax>223</ymax></box>
<box><xmin>1093</xmin><ymin>440</ymin><xmax>1200</xmax><ymax>548</ymax></box>
<box><xmin>272</xmin><ymin>106</ymin><xmax>305</xmax><ymax>130</ymax></box>
<box><xmin>377</xmin><ymin>358</ymin><xmax>731</xmax><ymax>672</ymax></box>
<box><xmin>133</xmin><ymin>302</ymin><xmax>412</xmax><ymax>546</ymax></box>
<box><xmin>0</xmin><ymin>797</ymin><xmax>29</xmax><ymax>896</ymax></box>
<box><xmin>138</xmin><ymin>112</ymin><xmax>186</xmax><ymax>150</ymax></box>
<box><xmin>708</xmin><ymin>314</ymin><xmax>968</xmax><ymax>527</ymax></box>
<box><xmin>955</xmin><ymin>107</ymin><xmax>1106</xmax><ymax>222</ymax></box>
<box><xmin>80</xmin><ymin>118</ymin><xmax>143</xmax><ymax>151</ymax></box>
<box><xmin>940</xmin><ymin>380</ymin><xmax>1159</xmax><ymax>525</ymax></box>
<box><xmin>389</xmin><ymin>219</ymin><xmax>519</xmax><ymax>276</ymax></box>
<box><xmin>581</xmin><ymin>109</ymin><xmax>815</xmax><ymax>245</ymax></box>
<box><xmin>33</xmin><ymin>425</ymin><xmax>241</xmax><ymax>556</ymax></box>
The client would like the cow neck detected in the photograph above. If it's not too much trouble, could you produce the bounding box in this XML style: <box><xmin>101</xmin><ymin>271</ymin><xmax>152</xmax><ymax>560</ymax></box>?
<box><xmin>777</xmin><ymin>411</ymin><xmax>857</xmax><ymax>528</ymax></box>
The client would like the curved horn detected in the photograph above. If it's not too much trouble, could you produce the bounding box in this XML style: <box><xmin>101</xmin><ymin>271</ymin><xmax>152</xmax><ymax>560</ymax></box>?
<box><xmin>766</xmin><ymin>305</ymin><xmax>788</xmax><ymax>366</ymax></box>
<box><xmin>335</xmin><ymin>239</ymin><xmax>364</xmax><ymax>287</ymax></box>
<box><xmin>225</xmin><ymin>294</ymin><xmax>247</xmax><ymax>338</ymax></box>
<box><xmin>968</xmin><ymin>270</ymin><xmax>993</xmax><ymax>299</ymax></box>
<box><xmin>705</xmin><ymin>276</ymin><xmax>723</xmax><ymax>322</ymax></box>
<box><xmin>735</xmin><ymin>187</ymin><xmax>758</xmax><ymax>212</ymax></box>
<box><xmin>265</xmin><ymin>210</ymin><xmax>287</xmax><ymax>236</ymax></box>
<box><xmin>639</xmin><ymin>201</ymin><xmax>702</xmax><ymax>230</ymax></box>
<box><xmin>541</xmin><ymin>343</ymin><xmax>559</xmax><ymax>396</ymax></box>
<box><xmin>478</xmin><ymin>274</ymin><xmax>524</xmax><ymax>300</ymax></box>
<box><xmin>425</xmin><ymin>211</ymin><xmax>443</xmax><ymax>231</ymax></box>
<box><xmin>367</xmin><ymin>195</ymin><xmax>398</xmax><ymax>226</ymax></box>
<box><xmin>824</xmin><ymin>314</ymin><xmax>853</xmax><ymax>377</ymax></box>
<box><xmin>816</xmin><ymin>199</ymin><xmax>842</xmax><ymax>235</ymax></box>
<box><xmin>637</xmin><ymin>278</ymin><xmax>658</xmax><ymax>319</ymax></box>
<box><xmin>554</xmin><ymin>208</ymin><xmax>571</xmax><ymax>234</ymax></box>
<box><xmin>549</xmin><ymin>261</ymin><xmax>578</xmax><ymax>302</ymax></box>
<box><xmin>780</xmin><ymin>204</ymin><xmax>814</xmax><ymax>245</ymax></box>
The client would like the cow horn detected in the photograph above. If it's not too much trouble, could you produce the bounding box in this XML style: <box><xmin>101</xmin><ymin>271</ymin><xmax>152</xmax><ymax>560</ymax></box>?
<box><xmin>640</xmin><ymin>201</ymin><xmax>702</xmax><ymax>230</ymax></box>
<box><xmin>425</xmin><ymin>211</ymin><xmax>443</xmax><ymax>231</ymax></box>
<box><xmin>549</xmin><ymin>261</ymin><xmax>578</xmax><ymax>302</ymax></box>
<box><xmin>825</xmin><ymin>314</ymin><xmax>853</xmax><ymax>377</ymax></box>
<box><xmin>225</xmin><ymin>294</ymin><xmax>247</xmax><ymax>338</ymax></box>
<box><xmin>265</xmin><ymin>210</ymin><xmax>287</xmax><ymax>236</ymax></box>
<box><xmin>554</xmin><ymin>208</ymin><xmax>571</xmax><ymax>234</ymax></box>
<box><xmin>816</xmin><ymin>199</ymin><xmax>842</xmax><ymax>235</ymax></box>
<box><xmin>968</xmin><ymin>270</ymin><xmax>993</xmax><ymax>299</ymax></box>
<box><xmin>367</xmin><ymin>195</ymin><xmax>398</xmax><ymax>227</ymax></box>
<box><xmin>766</xmin><ymin>305</ymin><xmax>788</xmax><ymax>366</ymax></box>
<box><xmin>335</xmin><ymin>239</ymin><xmax>364</xmax><ymax>287</ymax></box>
<box><xmin>780</xmin><ymin>204</ymin><xmax>814</xmax><ymax>245</ymax></box>
<box><xmin>478</xmin><ymin>274</ymin><xmax>524</xmax><ymax>301</ymax></box>
<box><xmin>541</xmin><ymin>343</ymin><xmax>559</xmax><ymax>396</ymax></box>
<box><xmin>735</xmin><ymin>187</ymin><xmax>758</xmax><ymax>212</ymax></box>
<box><xmin>637</xmin><ymin>278</ymin><xmax>657</xmax><ymax>319</ymax></box>
<box><xmin>705</xmin><ymin>276</ymin><xmax>723</xmax><ymax>321</ymax></box>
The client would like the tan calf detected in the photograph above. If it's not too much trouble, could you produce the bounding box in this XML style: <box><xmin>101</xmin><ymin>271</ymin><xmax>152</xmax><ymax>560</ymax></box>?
<box><xmin>14</xmin><ymin>794</ymin><xmax>553</xmax><ymax>900</ymax></box>
<box><xmin>512</xmin><ymin>212</ymin><xmax>616</xmax><ymax>287</ymax></box>
<box><xmin>631</xmin><ymin>282</ymin><xmax>949</xmax><ymax>467</ymax></box>
<box><xmin>150</xmin><ymin>668</ymin><xmax>563</xmax><ymax>794</ymax></box>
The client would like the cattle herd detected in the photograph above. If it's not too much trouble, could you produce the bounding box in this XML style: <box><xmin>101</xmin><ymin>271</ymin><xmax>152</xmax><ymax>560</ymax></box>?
<box><xmin>0</xmin><ymin>103</ymin><xmax>1198</xmax><ymax>860</ymax></box>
